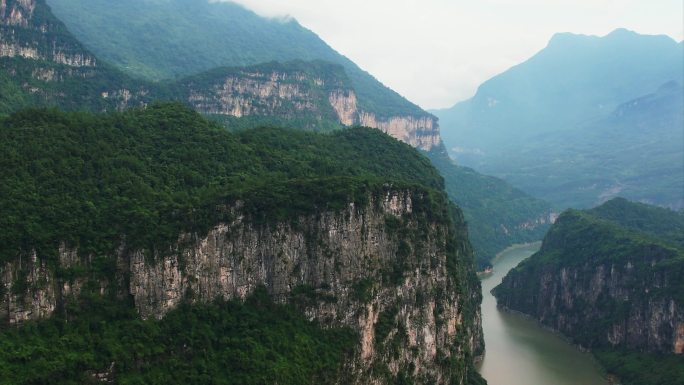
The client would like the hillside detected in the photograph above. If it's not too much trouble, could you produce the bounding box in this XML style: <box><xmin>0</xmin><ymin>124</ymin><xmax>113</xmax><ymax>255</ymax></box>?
<box><xmin>46</xmin><ymin>0</ymin><xmax>426</xmax><ymax>119</ymax></box>
<box><xmin>1</xmin><ymin>0</ymin><xmax>442</xmax><ymax>148</ymax></box>
<box><xmin>0</xmin><ymin>104</ymin><xmax>485</xmax><ymax>384</ymax></box>
<box><xmin>493</xmin><ymin>198</ymin><xmax>684</xmax><ymax>385</ymax></box>
<box><xmin>433</xmin><ymin>29</ymin><xmax>684</xmax><ymax>209</ymax></box>
<box><xmin>428</xmin><ymin>148</ymin><xmax>554</xmax><ymax>268</ymax></box>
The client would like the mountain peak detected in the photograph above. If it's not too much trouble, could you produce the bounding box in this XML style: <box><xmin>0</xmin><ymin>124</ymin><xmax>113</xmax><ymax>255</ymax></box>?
<box><xmin>605</xmin><ymin>27</ymin><xmax>638</xmax><ymax>38</ymax></box>
<box><xmin>547</xmin><ymin>28</ymin><xmax>676</xmax><ymax>48</ymax></box>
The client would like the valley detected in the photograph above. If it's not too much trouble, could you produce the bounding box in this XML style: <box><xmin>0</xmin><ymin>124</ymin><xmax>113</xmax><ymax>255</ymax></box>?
<box><xmin>0</xmin><ymin>0</ymin><xmax>681</xmax><ymax>384</ymax></box>
<box><xmin>478</xmin><ymin>243</ymin><xmax>608</xmax><ymax>385</ymax></box>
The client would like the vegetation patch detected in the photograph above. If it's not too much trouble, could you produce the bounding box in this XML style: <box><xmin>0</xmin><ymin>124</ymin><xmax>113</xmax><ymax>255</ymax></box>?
<box><xmin>0</xmin><ymin>286</ymin><xmax>357</xmax><ymax>385</ymax></box>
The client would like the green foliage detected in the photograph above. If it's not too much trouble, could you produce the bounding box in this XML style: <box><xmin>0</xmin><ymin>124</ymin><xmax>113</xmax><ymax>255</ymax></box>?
<box><xmin>46</xmin><ymin>0</ymin><xmax>427</xmax><ymax>119</ymax></box>
<box><xmin>428</xmin><ymin>148</ymin><xmax>552</xmax><ymax>268</ymax></box>
<box><xmin>587</xmin><ymin>197</ymin><xmax>684</xmax><ymax>247</ymax></box>
<box><xmin>494</xmin><ymin>198</ymin><xmax>684</xmax><ymax>384</ymax></box>
<box><xmin>594</xmin><ymin>349</ymin><xmax>684</xmax><ymax>385</ymax></box>
<box><xmin>0</xmin><ymin>287</ymin><xmax>356</xmax><ymax>385</ymax></box>
<box><xmin>374</xmin><ymin>305</ymin><xmax>399</xmax><ymax>348</ymax></box>
<box><xmin>351</xmin><ymin>278</ymin><xmax>374</xmax><ymax>303</ymax></box>
<box><xmin>0</xmin><ymin>103</ymin><xmax>445</xmax><ymax>264</ymax></box>
<box><xmin>497</xmin><ymin>200</ymin><xmax>684</xmax><ymax>309</ymax></box>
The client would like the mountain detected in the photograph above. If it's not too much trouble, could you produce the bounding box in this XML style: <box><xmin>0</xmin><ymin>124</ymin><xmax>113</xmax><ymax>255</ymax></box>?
<box><xmin>1</xmin><ymin>0</ymin><xmax>553</xmax><ymax>267</ymax></box>
<box><xmin>0</xmin><ymin>104</ymin><xmax>485</xmax><ymax>384</ymax></box>
<box><xmin>480</xmin><ymin>81</ymin><xmax>684</xmax><ymax>209</ymax></box>
<box><xmin>493</xmin><ymin>198</ymin><xmax>684</xmax><ymax>385</ymax></box>
<box><xmin>428</xmin><ymin>148</ymin><xmax>554</xmax><ymax>268</ymax></box>
<box><xmin>433</xmin><ymin>29</ymin><xmax>684</xmax><ymax>209</ymax></box>
<box><xmin>0</xmin><ymin>0</ymin><xmax>150</xmax><ymax>112</ymax></box>
<box><xmin>45</xmin><ymin>0</ymin><xmax>427</xmax><ymax>119</ymax></box>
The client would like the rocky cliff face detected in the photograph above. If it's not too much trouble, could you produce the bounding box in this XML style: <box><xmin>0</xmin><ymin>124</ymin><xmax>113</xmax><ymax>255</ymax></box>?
<box><xmin>0</xmin><ymin>189</ymin><xmax>483</xmax><ymax>384</ymax></box>
<box><xmin>496</xmin><ymin>253</ymin><xmax>683</xmax><ymax>354</ymax></box>
<box><xmin>180</xmin><ymin>64</ymin><xmax>441</xmax><ymax>151</ymax></box>
<box><xmin>493</xmin><ymin>207</ymin><xmax>684</xmax><ymax>355</ymax></box>
<box><xmin>0</xmin><ymin>0</ymin><xmax>149</xmax><ymax>109</ymax></box>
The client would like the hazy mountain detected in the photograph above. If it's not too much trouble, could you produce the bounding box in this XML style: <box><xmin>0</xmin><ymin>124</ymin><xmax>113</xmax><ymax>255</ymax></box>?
<box><xmin>46</xmin><ymin>0</ymin><xmax>425</xmax><ymax>118</ymax></box>
<box><xmin>428</xmin><ymin>148</ymin><xmax>554</xmax><ymax>268</ymax></box>
<box><xmin>485</xmin><ymin>81</ymin><xmax>684</xmax><ymax>209</ymax></box>
<box><xmin>433</xmin><ymin>29</ymin><xmax>683</xmax><ymax>209</ymax></box>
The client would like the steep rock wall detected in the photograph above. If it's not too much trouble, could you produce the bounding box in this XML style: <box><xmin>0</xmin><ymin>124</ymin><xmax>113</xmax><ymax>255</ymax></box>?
<box><xmin>182</xmin><ymin>68</ymin><xmax>441</xmax><ymax>151</ymax></box>
<box><xmin>0</xmin><ymin>190</ymin><xmax>483</xmax><ymax>384</ymax></box>
<box><xmin>493</xmin><ymin>212</ymin><xmax>683</xmax><ymax>355</ymax></box>
<box><xmin>496</xmin><ymin>258</ymin><xmax>683</xmax><ymax>354</ymax></box>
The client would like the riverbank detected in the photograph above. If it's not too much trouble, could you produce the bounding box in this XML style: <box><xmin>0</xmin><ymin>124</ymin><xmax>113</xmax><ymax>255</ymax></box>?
<box><xmin>477</xmin><ymin>241</ymin><xmax>542</xmax><ymax>277</ymax></box>
<box><xmin>477</xmin><ymin>243</ymin><xmax>609</xmax><ymax>385</ymax></box>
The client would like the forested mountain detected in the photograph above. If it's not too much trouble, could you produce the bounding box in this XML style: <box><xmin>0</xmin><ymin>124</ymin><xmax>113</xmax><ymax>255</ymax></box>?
<box><xmin>0</xmin><ymin>104</ymin><xmax>486</xmax><ymax>384</ymax></box>
<box><xmin>494</xmin><ymin>198</ymin><xmax>684</xmax><ymax>385</ymax></box>
<box><xmin>428</xmin><ymin>149</ymin><xmax>553</xmax><ymax>268</ymax></box>
<box><xmin>46</xmin><ymin>0</ymin><xmax>425</xmax><ymax>119</ymax></box>
<box><xmin>1</xmin><ymin>0</ymin><xmax>441</xmax><ymax>147</ymax></box>
<box><xmin>433</xmin><ymin>29</ymin><xmax>684</xmax><ymax>209</ymax></box>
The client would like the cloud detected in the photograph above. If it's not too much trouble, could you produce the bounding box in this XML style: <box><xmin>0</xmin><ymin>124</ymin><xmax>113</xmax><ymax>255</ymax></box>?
<box><xmin>221</xmin><ymin>0</ymin><xmax>683</xmax><ymax>109</ymax></box>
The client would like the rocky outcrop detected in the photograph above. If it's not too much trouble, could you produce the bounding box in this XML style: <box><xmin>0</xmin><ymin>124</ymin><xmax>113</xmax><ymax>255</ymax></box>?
<box><xmin>359</xmin><ymin>112</ymin><xmax>441</xmax><ymax>151</ymax></box>
<box><xmin>181</xmin><ymin>65</ymin><xmax>441</xmax><ymax>151</ymax></box>
<box><xmin>493</xmin><ymin>205</ymin><xmax>684</xmax><ymax>355</ymax></box>
<box><xmin>329</xmin><ymin>89</ymin><xmax>357</xmax><ymax>125</ymax></box>
<box><xmin>0</xmin><ymin>189</ymin><xmax>483</xmax><ymax>384</ymax></box>
<box><xmin>496</xmin><ymin>258</ymin><xmax>683</xmax><ymax>353</ymax></box>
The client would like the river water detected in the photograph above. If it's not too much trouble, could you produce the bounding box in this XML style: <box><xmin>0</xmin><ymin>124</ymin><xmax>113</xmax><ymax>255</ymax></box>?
<box><xmin>476</xmin><ymin>243</ymin><xmax>608</xmax><ymax>385</ymax></box>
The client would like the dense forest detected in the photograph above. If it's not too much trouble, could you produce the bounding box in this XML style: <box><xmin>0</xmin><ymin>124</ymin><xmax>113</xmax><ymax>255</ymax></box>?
<box><xmin>0</xmin><ymin>103</ymin><xmax>446</xmax><ymax>263</ymax></box>
<box><xmin>0</xmin><ymin>103</ymin><xmax>472</xmax><ymax>383</ymax></box>
<box><xmin>0</xmin><ymin>287</ymin><xmax>357</xmax><ymax>385</ymax></box>
<box><xmin>46</xmin><ymin>0</ymin><xmax>427</xmax><ymax>119</ymax></box>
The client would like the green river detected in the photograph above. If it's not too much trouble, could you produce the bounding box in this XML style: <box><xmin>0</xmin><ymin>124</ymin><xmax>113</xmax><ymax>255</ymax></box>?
<box><xmin>477</xmin><ymin>243</ymin><xmax>609</xmax><ymax>385</ymax></box>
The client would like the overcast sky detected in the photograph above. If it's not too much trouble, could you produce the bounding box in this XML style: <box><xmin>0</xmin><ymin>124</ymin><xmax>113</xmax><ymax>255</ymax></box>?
<box><xmin>227</xmin><ymin>0</ymin><xmax>683</xmax><ymax>109</ymax></box>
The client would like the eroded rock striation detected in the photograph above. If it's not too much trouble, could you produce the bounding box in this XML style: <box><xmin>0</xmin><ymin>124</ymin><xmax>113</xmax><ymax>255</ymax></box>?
<box><xmin>493</xmin><ymin>198</ymin><xmax>684</xmax><ymax>355</ymax></box>
<box><xmin>0</xmin><ymin>189</ymin><xmax>484</xmax><ymax>384</ymax></box>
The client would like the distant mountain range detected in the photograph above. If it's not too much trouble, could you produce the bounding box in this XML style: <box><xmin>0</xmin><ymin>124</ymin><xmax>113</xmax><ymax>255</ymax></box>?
<box><xmin>433</xmin><ymin>29</ymin><xmax>684</xmax><ymax>209</ymax></box>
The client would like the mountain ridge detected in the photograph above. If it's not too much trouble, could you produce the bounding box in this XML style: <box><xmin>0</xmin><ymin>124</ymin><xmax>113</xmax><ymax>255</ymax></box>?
<box><xmin>433</xmin><ymin>28</ymin><xmax>684</xmax><ymax>209</ymax></box>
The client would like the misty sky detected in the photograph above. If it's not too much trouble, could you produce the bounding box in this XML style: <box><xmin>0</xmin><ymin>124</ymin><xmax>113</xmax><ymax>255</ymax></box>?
<box><xmin>226</xmin><ymin>0</ymin><xmax>683</xmax><ymax>109</ymax></box>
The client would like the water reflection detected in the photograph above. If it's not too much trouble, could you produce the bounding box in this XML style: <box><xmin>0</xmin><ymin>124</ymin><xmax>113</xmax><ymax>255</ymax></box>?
<box><xmin>477</xmin><ymin>243</ymin><xmax>608</xmax><ymax>385</ymax></box>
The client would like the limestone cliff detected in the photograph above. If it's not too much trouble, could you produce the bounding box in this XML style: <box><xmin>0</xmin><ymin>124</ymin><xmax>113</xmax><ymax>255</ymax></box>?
<box><xmin>493</xmin><ymin>200</ymin><xmax>684</xmax><ymax>355</ymax></box>
<box><xmin>0</xmin><ymin>0</ymin><xmax>149</xmax><ymax>109</ymax></box>
<box><xmin>0</xmin><ymin>189</ymin><xmax>483</xmax><ymax>384</ymax></box>
<box><xmin>180</xmin><ymin>62</ymin><xmax>441</xmax><ymax>151</ymax></box>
